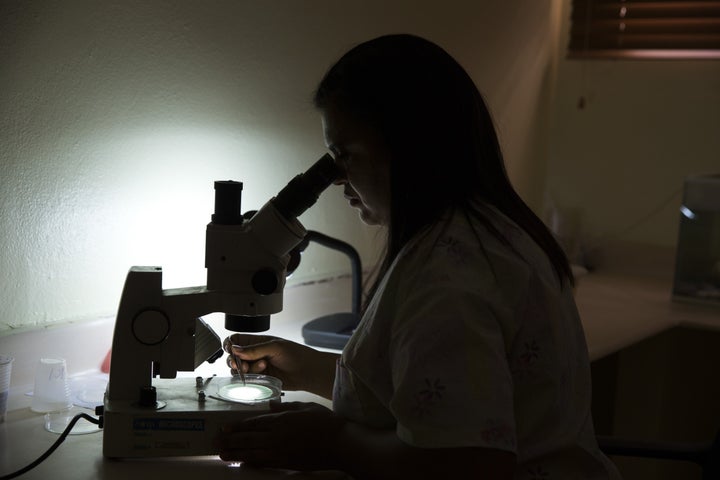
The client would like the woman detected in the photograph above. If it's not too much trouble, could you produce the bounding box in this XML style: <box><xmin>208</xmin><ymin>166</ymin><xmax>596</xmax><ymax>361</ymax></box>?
<box><xmin>217</xmin><ymin>34</ymin><xmax>620</xmax><ymax>480</ymax></box>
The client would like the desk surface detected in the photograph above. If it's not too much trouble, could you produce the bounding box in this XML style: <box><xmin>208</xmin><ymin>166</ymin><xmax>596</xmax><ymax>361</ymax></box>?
<box><xmin>0</xmin><ymin>276</ymin><xmax>353</xmax><ymax>479</ymax></box>
<box><xmin>0</xmin><ymin>390</ymin><xmax>347</xmax><ymax>480</ymax></box>
<box><xmin>2</xmin><ymin>242</ymin><xmax>718</xmax><ymax>479</ymax></box>
<box><xmin>574</xmin><ymin>242</ymin><xmax>719</xmax><ymax>360</ymax></box>
<box><xmin>576</xmin><ymin>270</ymin><xmax>719</xmax><ymax>360</ymax></box>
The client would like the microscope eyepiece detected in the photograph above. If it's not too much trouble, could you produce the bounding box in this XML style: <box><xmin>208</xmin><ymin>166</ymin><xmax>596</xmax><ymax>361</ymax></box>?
<box><xmin>272</xmin><ymin>153</ymin><xmax>339</xmax><ymax>220</ymax></box>
<box><xmin>212</xmin><ymin>180</ymin><xmax>244</xmax><ymax>225</ymax></box>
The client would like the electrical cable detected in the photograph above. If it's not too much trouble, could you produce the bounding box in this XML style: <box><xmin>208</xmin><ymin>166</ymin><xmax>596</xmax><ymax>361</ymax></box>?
<box><xmin>0</xmin><ymin>413</ymin><xmax>101</xmax><ymax>480</ymax></box>
<box><xmin>582</xmin><ymin>186</ymin><xmax>683</xmax><ymax>256</ymax></box>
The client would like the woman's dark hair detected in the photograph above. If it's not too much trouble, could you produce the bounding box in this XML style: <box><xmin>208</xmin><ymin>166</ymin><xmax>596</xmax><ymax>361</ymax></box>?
<box><xmin>313</xmin><ymin>34</ymin><xmax>573</xmax><ymax>308</ymax></box>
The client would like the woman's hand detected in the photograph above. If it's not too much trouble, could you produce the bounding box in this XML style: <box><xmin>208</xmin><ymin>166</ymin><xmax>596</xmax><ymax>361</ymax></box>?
<box><xmin>223</xmin><ymin>334</ymin><xmax>339</xmax><ymax>398</ymax></box>
<box><xmin>216</xmin><ymin>401</ymin><xmax>346</xmax><ymax>471</ymax></box>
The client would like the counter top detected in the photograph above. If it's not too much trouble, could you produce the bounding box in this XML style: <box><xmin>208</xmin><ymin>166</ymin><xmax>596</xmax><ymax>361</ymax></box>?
<box><xmin>0</xmin><ymin>277</ymin><xmax>352</xmax><ymax>480</ymax></box>
<box><xmin>576</xmin><ymin>270</ymin><xmax>719</xmax><ymax>360</ymax></box>
<box><xmin>1</xmin><ymin>243</ymin><xmax>718</xmax><ymax>479</ymax></box>
<box><xmin>1</xmin><ymin>390</ymin><xmax>346</xmax><ymax>480</ymax></box>
<box><xmin>573</xmin><ymin>242</ymin><xmax>719</xmax><ymax>360</ymax></box>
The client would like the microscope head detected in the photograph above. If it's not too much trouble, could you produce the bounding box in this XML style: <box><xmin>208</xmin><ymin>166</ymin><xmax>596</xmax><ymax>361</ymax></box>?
<box><xmin>206</xmin><ymin>154</ymin><xmax>339</xmax><ymax>332</ymax></box>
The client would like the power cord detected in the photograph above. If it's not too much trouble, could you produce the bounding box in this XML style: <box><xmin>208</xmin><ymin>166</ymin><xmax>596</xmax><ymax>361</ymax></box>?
<box><xmin>583</xmin><ymin>186</ymin><xmax>684</xmax><ymax>254</ymax></box>
<box><xmin>0</xmin><ymin>412</ymin><xmax>101</xmax><ymax>480</ymax></box>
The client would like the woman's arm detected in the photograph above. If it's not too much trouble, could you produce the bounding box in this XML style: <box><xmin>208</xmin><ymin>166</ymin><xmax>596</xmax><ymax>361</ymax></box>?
<box><xmin>335</xmin><ymin>421</ymin><xmax>516</xmax><ymax>480</ymax></box>
<box><xmin>217</xmin><ymin>402</ymin><xmax>516</xmax><ymax>479</ymax></box>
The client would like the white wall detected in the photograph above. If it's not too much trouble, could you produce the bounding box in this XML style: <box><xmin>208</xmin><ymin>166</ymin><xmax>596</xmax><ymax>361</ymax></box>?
<box><xmin>0</xmin><ymin>0</ymin><xmax>557</xmax><ymax>334</ymax></box>
<box><xmin>545</xmin><ymin>0</ymin><xmax>720</xmax><ymax>261</ymax></box>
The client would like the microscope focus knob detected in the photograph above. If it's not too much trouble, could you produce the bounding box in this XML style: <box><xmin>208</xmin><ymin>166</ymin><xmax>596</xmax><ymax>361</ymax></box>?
<box><xmin>139</xmin><ymin>386</ymin><xmax>158</xmax><ymax>407</ymax></box>
<box><xmin>252</xmin><ymin>268</ymin><xmax>279</xmax><ymax>295</ymax></box>
<box><xmin>132</xmin><ymin>309</ymin><xmax>170</xmax><ymax>345</ymax></box>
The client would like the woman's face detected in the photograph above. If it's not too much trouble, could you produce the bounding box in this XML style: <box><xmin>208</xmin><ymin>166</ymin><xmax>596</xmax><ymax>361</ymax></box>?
<box><xmin>321</xmin><ymin>106</ymin><xmax>392</xmax><ymax>226</ymax></box>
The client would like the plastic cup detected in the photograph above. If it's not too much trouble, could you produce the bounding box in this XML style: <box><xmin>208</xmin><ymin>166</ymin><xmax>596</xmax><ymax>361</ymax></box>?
<box><xmin>44</xmin><ymin>406</ymin><xmax>101</xmax><ymax>435</ymax></box>
<box><xmin>30</xmin><ymin>357</ymin><xmax>73</xmax><ymax>413</ymax></box>
<box><xmin>0</xmin><ymin>355</ymin><xmax>13</xmax><ymax>423</ymax></box>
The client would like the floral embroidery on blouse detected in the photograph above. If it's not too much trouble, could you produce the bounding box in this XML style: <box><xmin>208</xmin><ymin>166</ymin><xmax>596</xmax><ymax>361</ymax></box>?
<box><xmin>510</xmin><ymin>337</ymin><xmax>542</xmax><ymax>378</ymax></box>
<box><xmin>520</xmin><ymin>339</ymin><xmax>540</xmax><ymax>364</ymax></box>
<box><xmin>436</xmin><ymin>235</ymin><xmax>468</xmax><ymax>263</ymax></box>
<box><xmin>479</xmin><ymin>419</ymin><xmax>516</xmax><ymax>449</ymax></box>
<box><xmin>527</xmin><ymin>465</ymin><xmax>551</xmax><ymax>479</ymax></box>
<box><xmin>411</xmin><ymin>378</ymin><xmax>446</xmax><ymax>418</ymax></box>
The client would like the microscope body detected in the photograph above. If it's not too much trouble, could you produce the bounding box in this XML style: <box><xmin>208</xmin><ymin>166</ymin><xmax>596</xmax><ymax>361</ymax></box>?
<box><xmin>101</xmin><ymin>154</ymin><xmax>337</xmax><ymax>457</ymax></box>
<box><xmin>105</xmin><ymin>197</ymin><xmax>306</xmax><ymax>404</ymax></box>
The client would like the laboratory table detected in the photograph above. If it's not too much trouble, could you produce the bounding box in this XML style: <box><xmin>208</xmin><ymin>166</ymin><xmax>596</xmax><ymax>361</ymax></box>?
<box><xmin>1</xmin><ymin>242</ymin><xmax>718</xmax><ymax>479</ymax></box>
<box><xmin>0</xmin><ymin>390</ymin><xmax>349</xmax><ymax>480</ymax></box>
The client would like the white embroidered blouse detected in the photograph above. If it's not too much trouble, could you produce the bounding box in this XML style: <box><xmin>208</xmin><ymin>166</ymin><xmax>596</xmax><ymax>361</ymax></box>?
<box><xmin>333</xmin><ymin>204</ymin><xmax>621</xmax><ymax>479</ymax></box>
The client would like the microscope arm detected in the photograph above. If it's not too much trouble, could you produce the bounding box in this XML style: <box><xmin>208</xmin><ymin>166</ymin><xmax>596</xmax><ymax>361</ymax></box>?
<box><xmin>106</xmin><ymin>154</ymin><xmax>338</xmax><ymax>405</ymax></box>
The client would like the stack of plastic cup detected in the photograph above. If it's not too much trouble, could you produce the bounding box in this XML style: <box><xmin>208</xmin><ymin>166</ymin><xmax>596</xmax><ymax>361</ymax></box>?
<box><xmin>0</xmin><ymin>355</ymin><xmax>13</xmax><ymax>423</ymax></box>
<box><xmin>30</xmin><ymin>357</ymin><xmax>73</xmax><ymax>413</ymax></box>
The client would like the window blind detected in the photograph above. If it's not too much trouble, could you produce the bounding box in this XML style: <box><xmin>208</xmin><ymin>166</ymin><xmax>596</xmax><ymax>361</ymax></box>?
<box><xmin>568</xmin><ymin>0</ymin><xmax>720</xmax><ymax>59</ymax></box>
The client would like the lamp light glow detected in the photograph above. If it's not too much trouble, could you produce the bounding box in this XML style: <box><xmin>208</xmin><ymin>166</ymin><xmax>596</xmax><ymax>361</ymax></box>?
<box><xmin>222</xmin><ymin>384</ymin><xmax>274</xmax><ymax>401</ymax></box>
<box><xmin>216</xmin><ymin>376</ymin><xmax>281</xmax><ymax>404</ymax></box>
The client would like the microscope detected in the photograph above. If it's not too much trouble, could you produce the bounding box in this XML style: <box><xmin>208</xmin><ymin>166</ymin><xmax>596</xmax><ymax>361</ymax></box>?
<box><xmin>100</xmin><ymin>154</ymin><xmax>338</xmax><ymax>458</ymax></box>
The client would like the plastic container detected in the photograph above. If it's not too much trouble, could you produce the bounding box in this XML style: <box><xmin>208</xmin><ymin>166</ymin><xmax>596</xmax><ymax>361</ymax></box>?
<box><xmin>0</xmin><ymin>355</ymin><xmax>13</xmax><ymax>423</ymax></box>
<box><xmin>673</xmin><ymin>174</ymin><xmax>720</xmax><ymax>305</ymax></box>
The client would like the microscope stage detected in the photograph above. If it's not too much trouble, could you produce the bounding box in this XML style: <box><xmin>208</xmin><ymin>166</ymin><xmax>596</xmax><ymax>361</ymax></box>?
<box><xmin>102</xmin><ymin>376</ymin><xmax>278</xmax><ymax>458</ymax></box>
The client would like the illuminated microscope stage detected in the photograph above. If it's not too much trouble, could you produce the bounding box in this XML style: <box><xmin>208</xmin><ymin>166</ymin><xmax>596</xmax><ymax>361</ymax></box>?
<box><xmin>102</xmin><ymin>374</ymin><xmax>282</xmax><ymax>458</ymax></box>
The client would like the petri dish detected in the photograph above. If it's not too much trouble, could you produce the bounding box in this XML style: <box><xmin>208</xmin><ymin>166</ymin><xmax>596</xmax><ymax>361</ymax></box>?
<box><xmin>215</xmin><ymin>374</ymin><xmax>282</xmax><ymax>404</ymax></box>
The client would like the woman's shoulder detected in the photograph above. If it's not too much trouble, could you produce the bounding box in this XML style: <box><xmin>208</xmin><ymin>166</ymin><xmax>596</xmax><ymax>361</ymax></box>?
<box><xmin>403</xmin><ymin>203</ymin><xmax>526</xmax><ymax>260</ymax></box>
<box><xmin>396</xmin><ymin>207</ymin><xmax>515</xmax><ymax>277</ymax></box>
<box><xmin>397</xmin><ymin>202</ymin><xmax>557</xmax><ymax>291</ymax></box>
